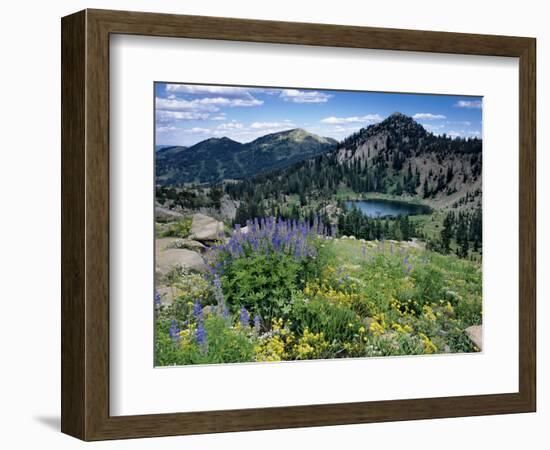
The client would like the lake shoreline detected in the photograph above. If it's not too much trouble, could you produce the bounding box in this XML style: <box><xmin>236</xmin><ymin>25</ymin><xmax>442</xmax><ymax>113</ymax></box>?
<box><xmin>345</xmin><ymin>198</ymin><xmax>433</xmax><ymax>218</ymax></box>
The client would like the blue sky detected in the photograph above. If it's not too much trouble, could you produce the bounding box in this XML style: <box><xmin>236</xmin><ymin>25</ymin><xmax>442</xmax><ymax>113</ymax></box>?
<box><xmin>155</xmin><ymin>82</ymin><xmax>482</xmax><ymax>146</ymax></box>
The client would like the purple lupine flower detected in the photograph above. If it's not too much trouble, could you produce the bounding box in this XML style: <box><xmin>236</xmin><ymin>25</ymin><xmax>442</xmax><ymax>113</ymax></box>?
<box><xmin>272</xmin><ymin>234</ymin><xmax>281</xmax><ymax>252</ymax></box>
<box><xmin>212</xmin><ymin>274</ymin><xmax>226</xmax><ymax>314</ymax></box>
<box><xmin>253</xmin><ymin>314</ymin><xmax>261</xmax><ymax>333</ymax></box>
<box><xmin>169</xmin><ymin>320</ymin><xmax>180</xmax><ymax>342</ymax></box>
<box><xmin>362</xmin><ymin>244</ymin><xmax>367</xmax><ymax>259</ymax></box>
<box><xmin>193</xmin><ymin>300</ymin><xmax>203</xmax><ymax>319</ymax></box>
<box><xmin>207</xmin><ymin>217</ymin><xmax>325</xmax><ymax>271</ymax></box>
<box><xmin>195</xmin><ymin>320</ymin><xmax>207</xmax><ymax>351</ymax></box>
<box><xmin>239</xmin><ymin>307</ymin><xmax>250</xmax><ymax>327</ymax></box>
<box><xmin>403</xmin><ymin>255</ymin><xmax>409</xmax><ymax>266</ymax></box>
<box><xmin>222</xmin><ymin>305</ymin><xmax>230</xmax><ymax>320</ymax></box>
<box><xmin>294</xmin><ymin>241</ymin><xmax>302</xmax><ymax>260</ymax></box>
<box><xmin>154</xmin><ymin>291</ymin><xmax>161</xmax><ymax>307</ymax></box>
<box><xmin>212</xmin><ymin>274</ymin><xmax>223</xmax><ymax>303</ymax></box>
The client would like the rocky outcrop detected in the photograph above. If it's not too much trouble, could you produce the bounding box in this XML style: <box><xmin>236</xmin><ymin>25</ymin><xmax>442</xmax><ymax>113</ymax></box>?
<box><xmin>170</xmin><ymin>238</ymin><xmax>206</xmax><ymax>252</ymax></box>
<box><xmin>465</xmin><ymin>325</ymin><xmax>482</xmax><ymax>350</ymax></box>
<box><xmin>189</xmin><ymin>213</ymin><xmax>225</xmax><ymax>242</ymax></box>
<box><xmin>156</xmin><ymin>237</ymin><xmax>207</xmax><ymax>277</ymax></box>
<box><xmin>155</xmin><ymin>205</ymin><xmax>183</xmax><ymax>222</ymax></box>
<box><xmin>156</xmin><ymin>248</ymin><xmax>207</xmax><ymax>276</ymax></box>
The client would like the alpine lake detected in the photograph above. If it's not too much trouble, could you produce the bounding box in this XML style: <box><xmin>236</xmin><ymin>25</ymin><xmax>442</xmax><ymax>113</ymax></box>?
<box><xmin>345</xmin><ymin>199</ymin><xmax>432</xmax><ymax>218</ymax></box>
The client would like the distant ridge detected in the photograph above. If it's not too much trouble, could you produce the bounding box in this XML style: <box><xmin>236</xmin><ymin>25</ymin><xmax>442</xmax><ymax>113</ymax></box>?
<box><xmin>156</xmin><ymin>129</ymin><xmax>337</xmax><ymax>185</ymax></box>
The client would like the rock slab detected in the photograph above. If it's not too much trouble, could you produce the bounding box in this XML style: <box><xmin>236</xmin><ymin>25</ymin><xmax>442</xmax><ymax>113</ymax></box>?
<box><xmin>156</xmin><ymin>237</ymin><xmax>207</xmax><ymax>276</ymax></box>
<box><xmin>189</xmin><ymin>213</ymin><xmax>224</xmax><ymax>242</ymax></box>
<box><xmin>465</xmin><ymin>325</ymin><xmax>483</xmax><ymax>350</ymax></box>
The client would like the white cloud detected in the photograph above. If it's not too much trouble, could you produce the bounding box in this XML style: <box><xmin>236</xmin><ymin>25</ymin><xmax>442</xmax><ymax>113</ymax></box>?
<box><xmin>166</xmin><ymin>85</ymin><xmax>250</xmax><ymax>96</ymax></box>
<box><xmin>216</xmin><ymin>121</ymin><xmax>244</xmax><ymax>131</ymax></box>
<box><xmin>156</xmin><ymin>110</ymin><xmax>210</xmax><ymax>122</ymax></box>
<box><xmin>155</xmin><ymin>94</ymin><xmax>263</xmax><ymax>112</ymax></box>
<box><xmin>413</xmin><ymin>113</ymin><xmax>446</xmax><ymax>120</ymax></box>
<box><xmin>193</xmin><ymin>120</ymin><xmax>298</xmax><ymax>143</ymax></box>
<box><xmin>211</xmin><ymin>114</ymin><xmax>227</xmax><ymax>121</ymax></box>
<box><xmin>183</xmin><ymin>127</ymin><xmax>211</xmax><ymax>134</ymax></box>
<box><xmin>450</xmin><ymin>120</ymin><xmax>472</xmax><ymax>126</ymax></box>
<box><xmin>156</xmin><ymin>96</ymin><xmax>220</xmax><ymax>112</ymax></box>
<box><xmin>454</xmin><ymin>100</ymin><xmax>482</xmax><ymax>109</ymax></box>
<box><xmin>330</xmin><ymin>126</ymin><xmax>361</xmax><ymax>133</ymax></box>
<box><xmin>279</xmin><ymin>89</ymin><xmax>331</xmax><ymax>104</ymax></box>
<box><xmin>447</xmin><ymin>130</ymin><xmax>470</xmax><ymax>138</ymax></box>
<box><xmin>227</xmin><ymin>97</ymin><xmax>264</xmax><ymax>107</ymax></box>
<box><xmin>250</xmin><ymin>120</ymin><xmax>295</xmax><ymax>129</ymax></box>
<box><xmin>156</xmin><ymin>126</ymin><xmax>179</xmax><ymax>133</ymax></box>
<box><xmin>320</xmin><ymin>114</ymin><xmax>382</xmax><ymax>125</ymax></box>
<box><xmin>420</xmin><ymin>123</ymin><xmax>445</xmax><ymax>132</ymax></box>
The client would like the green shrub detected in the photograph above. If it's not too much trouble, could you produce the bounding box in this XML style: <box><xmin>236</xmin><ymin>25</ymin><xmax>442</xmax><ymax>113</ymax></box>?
<box><xmin>159</xmin><ymin>218</ymin><xmax>192</xmax><ymax>238</ymax></box>
<box><xmin>411</xmin><ymin>264</ymin><xmax>445</xmax><ymax>306</ymax></box>
<box><xmin>155</xmin><ymin>315</ymin><xmax>255</xmax><ymax>366</ymax></box>
<box><xmin>221</xmin><ymin>252</ymin><xmax>300</xmax><ymax>324</ymax></box>
<box><xmin>454</xmin><ymin>298</ymin><xmax>482</xmax><ymax>325</ymax></box>
<box><xmin>196</xmin><ymin>316</ymin><xmax>256</xmax><ymax>364</ymax></box>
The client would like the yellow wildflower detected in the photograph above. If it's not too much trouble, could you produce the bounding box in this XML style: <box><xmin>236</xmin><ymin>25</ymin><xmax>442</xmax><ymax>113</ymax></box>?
<box><xmin>422</xmin><ymin>305</ymin><xmax>437</xmax><ymax>322</ymax></box>
<box><xmin>419</xmin><ymin>333</ymin><xmax>437</xmax><ymax>354</ymax></box>
<box><xmin>369</xmin><ymin>321</ymin><xmax>385</xmax><ymax>337</ymax></box>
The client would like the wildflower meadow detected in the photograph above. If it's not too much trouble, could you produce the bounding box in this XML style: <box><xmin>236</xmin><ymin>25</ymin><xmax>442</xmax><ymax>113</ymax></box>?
<box><xmin>155</xmin><ymin>217</ymin><xmax>482</xmax><ymax>366</ymax></box>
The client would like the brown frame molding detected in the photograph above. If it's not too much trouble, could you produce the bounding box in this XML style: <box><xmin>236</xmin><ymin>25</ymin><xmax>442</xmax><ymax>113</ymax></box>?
<box><xmin>61</xmin><ymin>9</ymin><xmax>536</xmax><ymax>441</ymax></box>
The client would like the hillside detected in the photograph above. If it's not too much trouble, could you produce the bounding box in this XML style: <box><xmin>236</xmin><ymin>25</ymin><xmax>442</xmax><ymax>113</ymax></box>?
<box><xmin>156</xmin><ymin>145</ymin><xmax>188</xmax><ymax>160</ymax></box>
<box><xmin>227</xmin><ymin>113</ymin><xmax>482</xmax><ymax>214</ymax></box>
<box><xmin>335</xmin><ymin>112</ymin><xmax>482</xmax><ymax>208</ymax></box>
<box><xmin>155</xmin><ymin>129</ymin><xmax>337</xmax><ymax>185</ymax></box>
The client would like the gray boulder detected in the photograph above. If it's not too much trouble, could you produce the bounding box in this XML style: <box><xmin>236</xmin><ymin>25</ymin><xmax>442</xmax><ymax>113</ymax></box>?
<box><xmin>465</xmin><ymin>325</ymin><xmax>483</xmax><ymax>350</ymax></box>
<box><xmin>155</xmin><ymin>205</ymin><xmax>183</xmax><ymax>222</ymax></box>
<box><xmin>170</xmin><ymin>238</ymin><xmax>206</xmax><ymax>252</ymax></box>
<box><xmin>156</xmin><ymin>248</ymin><xmax>207</xmax><ymax>276</ymax></box>
<box><xmin>189</xmin><ymin>213</ymin><xmax>225</xmax><ymax>242</ymax></box>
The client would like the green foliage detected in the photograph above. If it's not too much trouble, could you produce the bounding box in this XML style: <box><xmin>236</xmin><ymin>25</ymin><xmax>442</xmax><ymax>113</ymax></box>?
<box><xmin>291</xmin><ymin>294</ymin><xmax>362</xmax><ymax>343</ymax></box>
<box><xmin>155</xmin><ymin>315</ymin><xmax>255</xmax><ymax>366</ymax></box>
<box><xmin>221</xmin><ymin>252</ymin><xmax>301</xmax><ymax>323</ymax></box>
<box><xmin>411</xmin><ymin>264</ymin><xmax>445</xmax><ymax>306</ymax></box>
<box><xmin>159</xmin><ymin>218</ymin><xmax>192</xmax><ymax>238</ymax></box>
<box><xmin>195</xmin><ymin>316</ymin><xmax>256</xmax><ymax>364</ymax></box>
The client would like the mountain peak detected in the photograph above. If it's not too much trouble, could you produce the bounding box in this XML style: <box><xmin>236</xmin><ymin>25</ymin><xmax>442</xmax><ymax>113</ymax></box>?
<box><xmin>284</xmin><ymin>128</ymin><xmax>336</xmax><ymax>145</ymax></box>
<box><xmin>378</xmin><ymin>112</ymin><xmax>424</xmax><ymax>132</ymax></box>
<box><xmin>203</xmin><ymin>136</ymin><xmax>239</xmax><ymax>144</ymax></box>
<box><xmin>385</xmin><ymin>112</ymin><xmax>415</xmax><ymax>123</ymax></box>
<box><xmin>286</xmin><ymin>128</ymin><xmax>312</xmax><ymax>139</ymax></box>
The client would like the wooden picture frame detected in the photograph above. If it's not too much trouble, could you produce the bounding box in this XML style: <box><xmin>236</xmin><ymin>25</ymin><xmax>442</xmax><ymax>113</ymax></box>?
<box><xmin>61</xmin><ymin>8</ymin><xmax>536</xmax><ymax>441</ymax></box>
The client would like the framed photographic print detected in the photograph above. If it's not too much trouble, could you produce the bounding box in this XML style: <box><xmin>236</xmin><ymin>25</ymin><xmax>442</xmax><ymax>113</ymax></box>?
<box><xmin>61</xmin><ymin>9</ymin><xmax>536</xmax><ymax>440</ymax></box>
